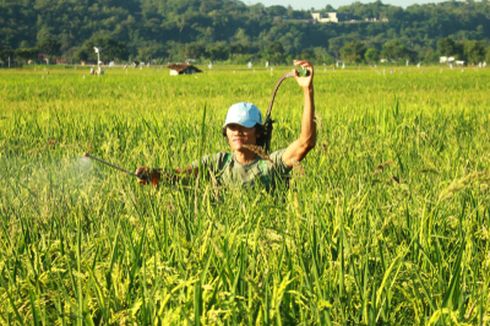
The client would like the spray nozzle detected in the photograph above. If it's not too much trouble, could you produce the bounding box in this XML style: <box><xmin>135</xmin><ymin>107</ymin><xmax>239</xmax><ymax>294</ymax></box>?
<box><xmin>295</xmin><ymin>65</ymin><xmax>310</xmax><ymax>77</ymax></box>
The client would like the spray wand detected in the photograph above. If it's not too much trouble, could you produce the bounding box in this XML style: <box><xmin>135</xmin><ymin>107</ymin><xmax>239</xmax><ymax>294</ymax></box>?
<box><xmin>83</xmin><ymin>152</ymin><xmax>138</xmax><ymax>178</ymax></box>
<box><xmin>83</xmin><ymin>152</ymin><xmax>160</xmax><ymax>185</ymax></box>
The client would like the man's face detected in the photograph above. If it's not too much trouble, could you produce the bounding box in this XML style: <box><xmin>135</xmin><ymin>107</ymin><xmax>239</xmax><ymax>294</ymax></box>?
<box><xmin>225</xmin><ymin>124</ymin><xmax>257</xmax><ymax>151</ymax></box>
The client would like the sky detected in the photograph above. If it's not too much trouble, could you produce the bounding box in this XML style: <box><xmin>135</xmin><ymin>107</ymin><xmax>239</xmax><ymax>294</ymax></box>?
<box><xmin>245</xmin><ymin>0</ymin><xmax>446</xmax><ymax>9</ymax></box>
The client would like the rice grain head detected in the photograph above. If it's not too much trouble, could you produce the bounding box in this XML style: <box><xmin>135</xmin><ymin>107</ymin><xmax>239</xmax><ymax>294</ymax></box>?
<box><xmin>242</xmin><ymin>144</ymin><xmax>273</xmax><ymax>163</ymax></box>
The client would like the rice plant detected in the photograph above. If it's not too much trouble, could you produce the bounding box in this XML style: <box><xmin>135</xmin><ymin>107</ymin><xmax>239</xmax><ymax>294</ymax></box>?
<box><xmin>0</xmin><ymin>65</ymin><xmax>489</xmax><ymax>324</ymax></box>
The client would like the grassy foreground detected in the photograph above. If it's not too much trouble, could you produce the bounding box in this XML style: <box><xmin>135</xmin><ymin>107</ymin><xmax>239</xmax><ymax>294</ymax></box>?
<box><xmin>0</xmin><ymin>65</ymin><xmax>489</xmax><ymax>324</ymax></box>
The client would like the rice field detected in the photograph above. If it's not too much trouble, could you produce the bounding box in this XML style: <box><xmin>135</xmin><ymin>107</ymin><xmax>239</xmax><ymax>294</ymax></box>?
<box><xmin>0</xmin><ymin>65</ymin><xmax>489</xmax><ymax>324</ymax></box>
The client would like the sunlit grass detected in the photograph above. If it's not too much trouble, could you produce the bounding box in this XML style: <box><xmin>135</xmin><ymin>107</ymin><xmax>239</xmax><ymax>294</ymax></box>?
<box><xmin>0</xmin><ymin>65</ymin><xmax>489</xmax><ymax>324</ymax></box>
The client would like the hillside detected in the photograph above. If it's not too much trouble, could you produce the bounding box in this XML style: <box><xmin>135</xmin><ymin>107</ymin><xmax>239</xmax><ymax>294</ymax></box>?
<box><xmin>1</xmin><ymin>0</ymin><xmax>489</xmax><ymax>65</ymax></box>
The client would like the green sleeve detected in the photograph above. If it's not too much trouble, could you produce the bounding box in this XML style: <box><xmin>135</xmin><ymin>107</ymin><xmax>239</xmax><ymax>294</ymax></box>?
<box><xmin>269</xmin><ymin>148</ymin><xmax>292</xmax><ymax>175</ymax></box>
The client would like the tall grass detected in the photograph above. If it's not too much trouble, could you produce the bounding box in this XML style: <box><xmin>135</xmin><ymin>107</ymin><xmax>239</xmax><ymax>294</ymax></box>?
<box><xmin>0</xmin><ymin>65</ymin><xmax>489</xmax><ymax>324</ymax></box>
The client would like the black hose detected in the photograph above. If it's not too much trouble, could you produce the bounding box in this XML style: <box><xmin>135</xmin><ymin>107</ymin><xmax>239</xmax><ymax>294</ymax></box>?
<box><xmin>263</xmin><ymin>71</ymin><xmax>295</xmax><ymax>153</ymax></box>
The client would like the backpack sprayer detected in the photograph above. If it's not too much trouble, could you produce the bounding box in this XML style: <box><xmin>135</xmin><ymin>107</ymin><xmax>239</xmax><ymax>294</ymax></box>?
<box><xmin>83</xmin><ymin>65</ymin><xmax>309</xmax><ymax>178</ymax></box>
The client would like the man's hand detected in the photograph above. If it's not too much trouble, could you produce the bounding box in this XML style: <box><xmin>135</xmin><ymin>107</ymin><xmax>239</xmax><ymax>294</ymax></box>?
<box><xmin>135</xmin><ymin>167</ymin><xmax>161</xmax><ymax>187</ymax></box>
<box><xmin>293</xmin><ymin>59</ymin><xmax>314</xmax><ymax>90</ymax></box>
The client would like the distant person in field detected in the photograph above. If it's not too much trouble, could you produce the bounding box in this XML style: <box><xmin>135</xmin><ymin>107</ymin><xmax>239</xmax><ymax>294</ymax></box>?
<box><xmin>136</xmin><ymin>59</ymin><xmax>316</xmax><ymax>191</ymax></box>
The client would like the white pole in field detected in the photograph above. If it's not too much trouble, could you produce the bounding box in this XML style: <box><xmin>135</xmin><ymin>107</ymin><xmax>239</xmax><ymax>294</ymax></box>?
<box><xmin>8</xmin><ymin>56</ymin><xmax>10</xmax><ymax>68</ymax></box>
<box><xmin>93</xmin><ymin>47</ymin><xmax>101</xmax><ymax>75</ymax></box>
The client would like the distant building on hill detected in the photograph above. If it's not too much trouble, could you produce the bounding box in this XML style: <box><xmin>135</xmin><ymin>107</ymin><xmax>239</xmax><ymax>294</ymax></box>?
<box><xmin>167</xmin><ymin>63</ymin><xmax>202</xmax><ymax>76</ymax></box>
<box><xmin>311</xmin><ymin>12</ymin><xmax>388</xmax><ymax>24</ymax></box>
<box><xmin>311</xmin><ymin>12</ymin><xmax>338</xmax><ymax>23</ymax></box>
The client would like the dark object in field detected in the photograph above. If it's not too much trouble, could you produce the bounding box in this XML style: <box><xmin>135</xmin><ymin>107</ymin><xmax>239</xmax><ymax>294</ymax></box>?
<box><xmin>168</xmin><ymin>63</ymin><xmax>202</xmax><ymax>76</ymax></box>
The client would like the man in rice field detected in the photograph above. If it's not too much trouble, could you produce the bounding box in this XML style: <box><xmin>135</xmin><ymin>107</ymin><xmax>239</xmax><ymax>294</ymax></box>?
<box><xmin>136</xmin><ymin>60</ymin><xmax>316</xmax><ymax>191</ymax></box>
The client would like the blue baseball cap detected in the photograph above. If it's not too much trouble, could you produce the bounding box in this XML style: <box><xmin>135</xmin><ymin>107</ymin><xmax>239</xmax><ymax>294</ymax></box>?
<box><xmin>223</xmin><ymin>102</ymin><xmax>262</xmax><ymax>128</ymax></box>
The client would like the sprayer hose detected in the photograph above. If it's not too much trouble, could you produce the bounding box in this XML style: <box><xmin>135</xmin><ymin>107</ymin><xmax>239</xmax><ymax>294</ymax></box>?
<box><xmin>262</xmin><ymin>71</ymin><xmax>295</xmax><ymax>153</ymax></box>
<box><xmin>265</xmin><ymin>71</ymin><xmax>295</xmax><ymax>121</ymax></box>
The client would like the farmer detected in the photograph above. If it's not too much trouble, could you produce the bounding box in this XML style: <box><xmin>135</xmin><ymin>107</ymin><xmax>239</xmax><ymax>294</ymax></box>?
<box><xmin>136</xmin><ymin>59</ymin><xmax>316</xmax><ymax>191</ymax></box>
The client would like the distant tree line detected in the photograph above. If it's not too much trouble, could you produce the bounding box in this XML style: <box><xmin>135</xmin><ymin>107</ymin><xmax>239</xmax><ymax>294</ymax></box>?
<box><xmin>1</xmin><ymin>0</ymin><xmax>489</xmax><ymax>66</ymax></box>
